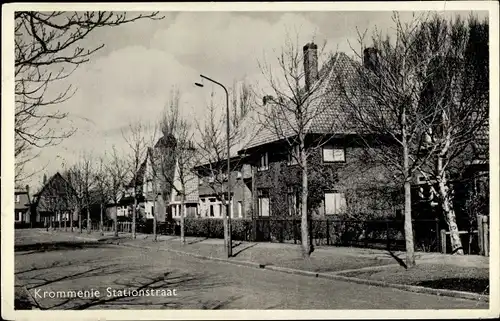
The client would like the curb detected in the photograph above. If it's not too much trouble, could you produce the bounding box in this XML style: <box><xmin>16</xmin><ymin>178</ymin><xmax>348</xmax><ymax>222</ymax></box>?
<box><xmin>113</xmin><ymin>241</ymin><xmax>489</xmax><ymax>303</ymax></box>
<box><xmin>15</xmin><ymin>276</ymin><xmax>40</xmax><ymax>310</ymax></box>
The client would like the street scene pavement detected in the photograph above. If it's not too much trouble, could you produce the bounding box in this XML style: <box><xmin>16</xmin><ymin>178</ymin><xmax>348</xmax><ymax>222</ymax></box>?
<box><xmin>14</xmin><ymin>229</ymin><xmax>489</xmax><ymax>310</ymax></box>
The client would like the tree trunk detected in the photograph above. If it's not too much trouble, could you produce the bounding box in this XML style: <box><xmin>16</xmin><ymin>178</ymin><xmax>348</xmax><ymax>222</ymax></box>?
<box><xmin>436</xmin><ymin>157</ymin><xmax>464</xmax><ymax>255</ymax></box>
<box><xmin>402</xmin><ymin>115</ymin><xmax>416</xmax><ymax>268</ymax></box>
<box><xmin>114</xmin><ymin>204</ymin><xmax>119</xmax><ymax>237</ymax></box>
<box><xmin>87</xmin><ymin>206</ymin><xmax>91</xmax><ymax>234</ymax></box>
<box><xmin>70</xmin><ymin>208</ymin><xmax>74</xmax><ymax>232</ymax></box>
<box><xmin>132</xmin><ymin>197</ymin><xmax>137</xmax><ymax>239</ymax></box>
<box><xmin>300</xmin><ymin>146</ymin><xmax>312</xmax><ymax>258</ymax></box>
<box><xmin>79</xmin><ymin>206</ymin><xmax>82</xmax><ymax>233</ymax></box>
<box><xmin>100</xmin><ymin>203</ymin><xmax>104</xmax><ymax>236</ymax></box>
<box><xmin>180</xmin><ymin>193</ymin><xmax>186</xmax><ymax>244</ymax></box>
<box><xmin>153</xmin><ymin>200</ymin><xmax>157</xmax><ymax>242</ymax></box>
<box><xmin>403</xmin><ymin>180</ymin><xmax>415</xmax><ymax>266</ymax></box>
<box><xmin>64</xmin><ymin>214</ymin><xmax>67</xmax><ymax>231</ymax></box>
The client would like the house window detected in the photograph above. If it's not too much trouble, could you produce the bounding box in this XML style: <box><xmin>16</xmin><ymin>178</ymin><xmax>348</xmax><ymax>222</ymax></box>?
<box><xmin>287</xmin><ymin>186</ymin><xmax>299</xmax><ymax>216</ymax></box>
<box><xmin>238</xmin><ymin>201</ymin><xmax>242</xmax><ymax>218</ymax></box>
<box><xmin>258</xmin><ymin>152</ymin><xmax>269</xmax><ymax>171</ymax></box>
<box><xmin>258</xmin><ymin>189</ymin><xmax>270</xmax><ymax>217</ymax></box>
<box><xmin>287</xmin><ymin>145</ymin><xmax>300</xmax><ymax>166</ymax></box>
<box><xmin>323</xmin><ymin>145</ymin><xmax>345</xmax><ymax>162</ymax></box>
<box><xmin>15</xmin><ymin>195</ymin><xmax>20</xmax><ymax>203</ymax></box>
<box><xmin>15</xmin><ymin>211</ymin><xmax>21</xmax><ymax>222</ymax></box>
<box><xmin>324</xmin><ymin>192</ymin><xmax>347</xmax><ymax>215</ymax></box>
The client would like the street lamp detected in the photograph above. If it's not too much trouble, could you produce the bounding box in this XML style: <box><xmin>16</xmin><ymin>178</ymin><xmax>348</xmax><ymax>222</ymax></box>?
<box><xmin>195</xmin><ymin>74</ymin><xmax>232</xmax><ymax>258</ymax></box>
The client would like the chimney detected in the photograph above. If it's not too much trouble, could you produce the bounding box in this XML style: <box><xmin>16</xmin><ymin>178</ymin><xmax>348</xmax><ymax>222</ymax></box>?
<box><xmin>363</xmin><ymin>47</ymin><xmax>379</xmax><ymax>71</ymax></box>
<box><xmin>303</xmin><ymin>42</ymin><xmax>318</xmax><ymax>91</ymax></box>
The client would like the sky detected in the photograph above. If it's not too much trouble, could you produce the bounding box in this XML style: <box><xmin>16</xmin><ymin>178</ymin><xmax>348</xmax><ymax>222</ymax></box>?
<box><xmin>18</xmin><ymin>9</ymin><xmax>489</xmax><ymax>192</ymax></box>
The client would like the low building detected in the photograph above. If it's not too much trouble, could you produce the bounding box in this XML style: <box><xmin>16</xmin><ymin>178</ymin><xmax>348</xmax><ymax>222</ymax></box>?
<box><xmin>31</xmin><ymin>172</ymin><xmax>78</xmax><ymax>228</ymax></box>
<box><xmin>14</xmin><ymin>187</ymin><xmax>31</xmax><ymax>226</ymax></box>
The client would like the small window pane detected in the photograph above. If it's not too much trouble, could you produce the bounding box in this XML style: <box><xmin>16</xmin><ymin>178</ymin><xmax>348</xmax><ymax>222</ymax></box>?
<box><xmin>323</xmin><ymin>146</ymin><xmax>345</xmax><ymax>162</ymax></box>
<box><xmin>325</xmin><ymin>192</ymin><xmax>346</xmax><ymax>215</ymax></box>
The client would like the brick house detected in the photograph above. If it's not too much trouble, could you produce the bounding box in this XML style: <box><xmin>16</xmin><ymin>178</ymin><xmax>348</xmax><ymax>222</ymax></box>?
<box><xmin>114</xmin><ymin>139</ymin><xmax>169</xmax><ymax>223</ymax></box>
<box><xmin>194</xmin><ymin>156</ymin><xmax>253</xmax><ymax>219</ymax></box>
<box><xmin>236</xmin><ymin>43</ymin><xmax>399</xmax><ymax>219</ymax></box>
<box><xmin>114</xmin><ymin>134</ymin><xmax>201</xmax><ymax>223</ymax></box>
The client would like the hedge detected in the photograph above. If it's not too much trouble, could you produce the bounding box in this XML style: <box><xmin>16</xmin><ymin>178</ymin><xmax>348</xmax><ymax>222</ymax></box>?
<box><xmin>169</xmin><ymin>218</ymin><xmax>253</xmax><ymax>241</ymax></box>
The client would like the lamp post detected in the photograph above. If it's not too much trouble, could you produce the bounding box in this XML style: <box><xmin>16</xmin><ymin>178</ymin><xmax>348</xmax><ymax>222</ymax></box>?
<box><xmin>195</xmin><ymin>74</ymin><xmax>232</xmax><ymax>258</ymax></box>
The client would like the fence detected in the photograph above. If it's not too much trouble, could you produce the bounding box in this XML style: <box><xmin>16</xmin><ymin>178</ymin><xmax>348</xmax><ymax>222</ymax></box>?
<box><xmin>440</xmin><ymin>215</ymin><xmax>489</xmax><ymax>256</ymax></box>
<box><xmin>251</xmin><ymin>217</ymin><xmax>442</xmax><ymax>252</ymax></box>
<box><xmin>477</xmin><ymin>215</ymin><xmax>490</xmax><ymax>256</ymax></box>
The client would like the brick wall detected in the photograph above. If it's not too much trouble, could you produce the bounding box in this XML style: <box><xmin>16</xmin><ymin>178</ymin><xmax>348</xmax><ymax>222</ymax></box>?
<box><xmin>250</xmin><ymin>136</ymin><xmax>398</xmax><ymax>218</ymax></box>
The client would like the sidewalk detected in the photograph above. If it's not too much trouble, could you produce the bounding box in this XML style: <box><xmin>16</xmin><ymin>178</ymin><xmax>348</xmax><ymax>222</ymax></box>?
<box><xmin>28</xmin><ymin>230</ymin><xmax>490</xmax><ymax>299</ymax></box>
<box><xmin>109</xmin><ymin>232</ymin><xmax>489</xmax><ymax>268</ymax></box>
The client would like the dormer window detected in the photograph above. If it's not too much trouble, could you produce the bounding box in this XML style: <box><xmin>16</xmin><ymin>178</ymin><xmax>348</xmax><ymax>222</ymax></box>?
<box><xmin>258</xmin><ymin>152</ymin><xmax>269</xmax><ymax>171</ymax></box>
<box><xmin>322</xmin><ymin>145</ymin><xmax>345</xmax><ymax>163</ymax></box>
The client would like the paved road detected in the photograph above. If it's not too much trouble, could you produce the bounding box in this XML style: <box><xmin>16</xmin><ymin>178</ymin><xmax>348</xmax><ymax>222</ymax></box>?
<box><xmin>14</xmin><ymin>231</ymin><xmax>488</xmax><ymax>310</ymax></box>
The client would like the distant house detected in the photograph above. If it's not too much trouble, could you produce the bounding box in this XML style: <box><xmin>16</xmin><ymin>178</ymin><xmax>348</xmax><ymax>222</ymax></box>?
<box><xmin>114</xmin><ymin>134</ymin><xmax>191</xmax><ymax>223</ymax></box>
<box><xmin>32</xmin><ymin>172</ymin><xmax>78</xmax><ymax>227</ymax></box>
<box><xmin>167</xmin><ymin>152</ymin><xmax>199</xmax><ymax>220</ymax></box>
<box><xmin>194</xmin><ymin>156</ymin><xmax>253</xmax><ymax>219</ymax></box>
<box><xmin>14</xmin><ymin>188</ymin><xmax>31</xmax><ymax>226</ymax></box>
<box><xmin>115</xmin><ymin>159</ymin><xmax>147</xmax><ymax>221</ymax></box>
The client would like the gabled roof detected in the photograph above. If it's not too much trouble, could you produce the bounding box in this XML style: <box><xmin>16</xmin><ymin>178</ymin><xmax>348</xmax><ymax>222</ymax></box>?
<box><xmin>126</xmin><ymin>158</ymin><xmax>147</xmax><ymax>188</ymax></box>
<box><xmin>240</xmin><ymin>52</ymin><xmax>360</xmax><ymax>152</ymax></box>
<box><xmin>33</xmin><ymin>172</ymin><xmax>77</xmax><ymax>211</ymax></box>
<box><xmin>33</xmin><ymin>172</ymin><xmax>76</xmax><ymax>199</ymax></box>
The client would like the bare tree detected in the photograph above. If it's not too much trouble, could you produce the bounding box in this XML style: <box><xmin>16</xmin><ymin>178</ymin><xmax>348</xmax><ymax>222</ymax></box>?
<box><xmin>62</xmin><ymin>167</ymin><xmax>81</xmax><ymax>232</ymax></box>
<box><xmin>152</xmin><ymin>89</ymin><xmax>198</xmax><ymax>244</ymax></box>
<box><xmin>336</xmin><ymin>12</ymin><xmax>475</xmax><ymax>266</ymax></box>
<box><xmin>413</xmin><ymin>15</ymin><xmax>489</xmax><ymax>255</ymax></box>
<box><xmin>79</xmin><ymin>153</ymin><xmax>96</xmax><ymax>234</ymax></box>
<box><xmin>64</xmin><ymin>153</ymin><xmax>96</xmax><ymax>233</ymax></box>
<box><xmin>14</xmin><ymin>11</ymin><xmax>164</xmax><ymax>183</ymax></box>
<box><xmin>255</xmin><ymin>33</ymin><xmax>339</xmax><ymax>258</ymax></box>
<box><xmin>105</xmin><ymin>146</ymin><xmax>128</xmax><ymax>237</ymax></box>
<box><xmin>62</xmin><ymin>161</ymin><xmax>93</xmax><ymax>233</ymax></box>
<box><xmin>122</xmin><ymin>121</ymin><xmax>156</xmax><ymax>239</ymax></box>
<box><xmin>94</xmin><ymin>155</ymin><xmax>111</xmax><ymax>236</ymax></box>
